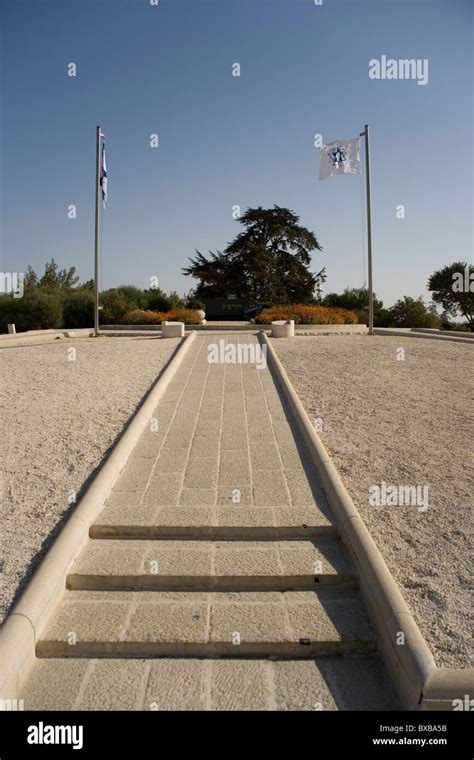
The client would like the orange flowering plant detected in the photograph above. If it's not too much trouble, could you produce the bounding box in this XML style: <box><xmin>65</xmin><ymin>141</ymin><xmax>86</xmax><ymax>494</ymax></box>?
<box><xmin>254</xmin><ymin>304</ymin><xmax>358</xmax><ymax>325</ymax></box>
<box><xmin>122</xmin><ymin>308</ymin><xmax>202</xmax><ymax>325</ymax></box>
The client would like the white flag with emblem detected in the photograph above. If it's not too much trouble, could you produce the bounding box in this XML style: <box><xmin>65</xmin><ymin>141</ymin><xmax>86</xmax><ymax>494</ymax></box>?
<box><xmin>319</xmin><ymin>137</ymin><xmax>360</xmax><ymax>180</ymax></box>
<box><xmin>100</xmin><ymin>142</ymin><xmax>107</xmax><ymax>206</ymax></box>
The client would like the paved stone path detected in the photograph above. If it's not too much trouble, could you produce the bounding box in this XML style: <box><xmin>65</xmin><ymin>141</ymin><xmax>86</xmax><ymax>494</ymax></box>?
<box><xmin>20</xmin><ymin>335</ymin><xmax>399</xmax><ymax>710</ymax></box>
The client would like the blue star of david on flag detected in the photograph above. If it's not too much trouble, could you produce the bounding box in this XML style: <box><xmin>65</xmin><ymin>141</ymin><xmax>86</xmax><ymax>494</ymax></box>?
<box><xmin>328</xmin><ymin>145</ymin><xmax>347</xmax><ymax>168</ymax></box>
<box><xmin>319</xmin><ymin>137</ymin><xmax>360</xmax><ymax>180</ymax></box>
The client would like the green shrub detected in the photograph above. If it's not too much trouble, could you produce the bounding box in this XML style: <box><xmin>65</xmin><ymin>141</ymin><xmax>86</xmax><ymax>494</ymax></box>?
<box><xmin>0</xmin><ymin>295</ymin><xmax>24</xmax><ymax>333</ymax></box>
<box><xmin>167</xmin><ymin>291</ymin><xmax>185</xmax><ymax>309</ymax></box>
<box><xmin>63</xmin><ymin>288</ymin><xmax>95</xmax><ymax>328</ymax></box>
<box><xmin>184</xmin><ymin>290</ymin><xmax>206</xmax><ymax>311</ymax></box>
<box><xmin>99</xmin><ymin>289</ymin><xmax>132</xmax><ymax>324</ymax></box>
<box><xmin>144</xmin><ymin>288</ymin><xmax>172</xmax><ymax>312</ymax></box>
<box><xmin>115</xmin><ymin>285</ymin><xmax>147</xmax><ymax>307</ymax></box>
<box><xmin>0</xmin><ymin>289</ymin><xmax>63</xmax><ymax>332</ymax></box>
<box><xmin>388</xmin><ymin>297</ymin><xmax>441</xmax><ymax>328</ymax></box>
<box><xmin>99</xmin><ymin>285</ymin><xmax>150</xmax><ymax>324</ymax></box>
<box><xmin>357</xmin><ymin>307</ymin><xmax>392</xmax><ymax>327</ymax></box>
<box><xmin>25</xmin><ymin>289</ymin><xmax>64</xmax><ymax>329</ymax></box>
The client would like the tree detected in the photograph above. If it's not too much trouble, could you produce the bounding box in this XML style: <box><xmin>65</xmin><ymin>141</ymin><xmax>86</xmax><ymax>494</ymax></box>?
<box><xmin>144</xmin><ymin>286</ymin><xmax>172</xmax><ymax>312</ymax></box>
<box><xmin>183</xmin><ymin>205</ymin><xmax>325</xmax><ymax>303</ymax></box>
<box><xmin>39</xmin><ymin>258</ymin><xmax>79</xmax><ymax>289</ymax></box>
<box><xmin>184</xmin><ymin>289</ymin><xmax>205</xmax><ymax>311</ymax></box>
<box><xmin>388</xmin><ymin>296</ymin><xmax>441</xmax><ymax>328</ymax></box>
<box><xmin>63</xmin><ymin>289</ymin><xmax>94</xmax><ymax>328</ymax></box>
<box><xmin>428</xmin><ymin>262</ymin><xmax>474</xmax><ymax>330</ymax></box>
<box><xmin>167</xmin><ymin>290</ymin><xmax>184</xmax><ymax>309</ymax></box>
<box><xmin>184</xmin><ymin>290</ymin><xmax>206</xmax><ymax>311</ymax></box>
<box><xmin>21</xmin><ymin>289</ymin><xmax>63</xmax><ymax>330</ymax></box>
<box><xmin>99</xmin><ymin>287</ymin><xmax>141</xmax><ymax>324</ymax></box>
<box><xmin>322</xmin><ymin>287</ymin><xmax>389</xmax><ymax>326</ymax></box>
<box><xmin>322</xmin><ymin>287</ymin><xmax>384</xmax><ymax>313</ymax></box>
<box><xmin>24</xmin><ymin>265</ymin><xmax>38</xmax><ymax>288</ymax></box>
<box><xmin>113</xmin><ymin>285</ymin><xmax>147</xmax><ymax>306</ymax></box>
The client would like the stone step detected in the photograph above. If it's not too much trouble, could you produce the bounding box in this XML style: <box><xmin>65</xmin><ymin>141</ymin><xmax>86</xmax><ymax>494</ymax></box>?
<box><xmin>20</xmin><ymin>656</ymin><xmax>400</xmax><ymax>711</ymax></box>
<box><xmin>91</xmin><ymin>524</ymin><xmax>337</xmax><ymax>539</ymax></box>
<box><xmin>36</xmin><ymin>589</ymin><xmax>376</xmax><ymax>658</ymax></box>
<box><xmin>91</xmin><ymin>504</ymin><xmax>337</xmax><ymax>539</ymax></box>
<box><xmin>67</xmin><ymin>538</ymin><xmax>355</xmax><ymax>591</ymax></box>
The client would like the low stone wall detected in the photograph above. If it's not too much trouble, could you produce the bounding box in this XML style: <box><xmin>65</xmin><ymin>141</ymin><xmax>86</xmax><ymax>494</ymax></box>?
<box><xmin>100</xmin><ymin>323</ymin><xmax>368</xmax><ymax>334</ymax></box>
<box><xmin>295</xmin><ymin>325</ymin><xmax>368</xmax><ymax>335</ymax></box>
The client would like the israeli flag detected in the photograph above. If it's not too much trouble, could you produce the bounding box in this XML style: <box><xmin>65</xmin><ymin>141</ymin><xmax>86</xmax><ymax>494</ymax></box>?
<box><xmin>319</xmin><ymin>137</ymin><xmax>360</xmax><ymax>180</ymax></box>
<box><xmin>100</xmin><ymin>143</ymin><xmax>107</xmax><ymax>206</ymax></box>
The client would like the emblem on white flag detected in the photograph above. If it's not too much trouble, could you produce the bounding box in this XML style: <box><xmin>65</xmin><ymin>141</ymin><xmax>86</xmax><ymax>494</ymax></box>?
<box><xmin>319</xmin><ymin>137</ymin><xmax>360</xmax><ymax>180</ymax></box>
<box><xmin>100</xmin><ymin>143</ymin><xmax>107</xmax><ymax>206</ymax></box>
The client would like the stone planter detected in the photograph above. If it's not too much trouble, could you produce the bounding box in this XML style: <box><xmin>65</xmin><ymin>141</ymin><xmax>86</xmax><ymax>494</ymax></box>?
<box><xmin>271</xmin><ymin>320</ymin><xmax>295</xmax><ymax>338</ymax></box>
<box><xmin>161</xmin><ymin>321</ymin><xmax>185</xmax><ymax>338</ymax></box>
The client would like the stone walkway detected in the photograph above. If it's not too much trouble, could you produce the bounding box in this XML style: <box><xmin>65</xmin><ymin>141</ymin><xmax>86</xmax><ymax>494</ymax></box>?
<box><xmin>20</xmin><ymin>334</ymin><xmax>399</xmax><ymax>710</ymax></box>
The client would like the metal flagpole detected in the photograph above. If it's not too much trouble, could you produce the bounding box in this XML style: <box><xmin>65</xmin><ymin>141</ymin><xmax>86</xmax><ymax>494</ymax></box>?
<box><xmin>361</xmin><ymin>124</ymin><xmax>374</xmax><ymax>335</ymax></box>
<box><xmin>94</xmin><ymin>125</ymin><xmax>103</xmax><ymax>337</ymax></box>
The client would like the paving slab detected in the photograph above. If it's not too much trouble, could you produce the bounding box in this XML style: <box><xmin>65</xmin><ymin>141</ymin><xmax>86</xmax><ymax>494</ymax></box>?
<box><xmin>16</xmin><ymin>334</ymin><xmax>399</xmax><ymax>709</ymax></box>
<box><xmin>144</xmin><ymin>659</ymin><xmax>207</xmax><ymax>711</ymax></box>
<box><xmin>19</xmin><ymin>657</ymin><xmax>399</xmax><ymax>710</ymax></box>
<box><xmin>36</xmin><ymin>589</ymin><xmax>375</xmax><ymax>658</ymax></box>
<box><xmin>92</xmin><ymin>502</ymin><xmax>336</xmax><ymax>538</ymax></box>
<box><xmin>67</xmin><ymin>538</ymin><xmax>355</xmax><ymax>590</ymax></box>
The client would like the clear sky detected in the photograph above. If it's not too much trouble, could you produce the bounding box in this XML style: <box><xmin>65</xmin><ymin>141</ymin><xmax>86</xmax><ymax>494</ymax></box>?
<box><xmin>1</xmin><ymin>0</ymin><xmax>472</xmax><ymax>308</ymax></box>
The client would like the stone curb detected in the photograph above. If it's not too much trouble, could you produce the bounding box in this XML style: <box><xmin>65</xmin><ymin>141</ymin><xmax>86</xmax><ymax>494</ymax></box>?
<box><xmin>0</xmin><ymin>328</ymin><xmax>94</xmax><ymax>339</ymax></box>
<box><xmin>100</xmin><ymin>323</ymin><xmax>368</xmax><ymax>334</ymax></box>
<box><xmin>0</xmin><ymin>329</ymin><xmax>95</xmax><ymax>349</ymax></box>
<box><xmin>261</xmin><ymin>331</ymin><xmax>473</xmax><ymax>710</ymax></box>
<box><xmin>421</xmin><ymin>669</ymin><xmax>474</xmax><ymax>710</ymax></box>
<box><xmin>412</xmin><ymin>327</ymin><xmax>474</xmax><ymax>339</ymax></box>
<box><xmin>0</xmin><ymin>331</ymin><xmax>198</xmax><ymax>698</ymax></box>
<box><xmin>374</xmin><ymin>328</ymin><xmax>474</xmax><ymax>345</ymax></box>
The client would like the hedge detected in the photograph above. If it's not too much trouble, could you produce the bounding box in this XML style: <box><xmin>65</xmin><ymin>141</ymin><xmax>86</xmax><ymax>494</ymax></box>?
<box><xmin>121</xmin><ymin>308</ymin><xmax>202</xmax><ymax>325</ymax></box>
<box><xmin>254</xmin><ymin>304</ymin><xmax>358</xmax><ymax>325</ymax></box>
<box><xmin>0</xmin><ymin>290</ymin><xmax>64</xmax><ymax>332</ymax></box>
<box><xmin>63</xmin><ymin>289</ymin><xmax>95</xmax><ymax>328</ymax></box>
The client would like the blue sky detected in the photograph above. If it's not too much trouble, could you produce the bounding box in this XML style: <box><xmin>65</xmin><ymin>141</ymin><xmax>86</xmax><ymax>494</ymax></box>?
<box><xmin>1</xmin><ymin>0</ymin><xmax>472</xmax><ymax>308</ymax></box>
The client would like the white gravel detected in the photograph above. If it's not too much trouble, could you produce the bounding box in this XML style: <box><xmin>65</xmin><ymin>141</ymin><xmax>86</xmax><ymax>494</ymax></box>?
<box><xmin>0</xmin><ymin>335</ymin><xmax>179</xmax><ymax>621</ymax></box>
<box><xmin>272</xmin><ymin>335</ymin><xmax>473</xmax><ymax>669</ymax></box>
<box><xmin>2</xmin><ymin>331</ymin><xmax>471</xmax><ymax>670</ymax></box>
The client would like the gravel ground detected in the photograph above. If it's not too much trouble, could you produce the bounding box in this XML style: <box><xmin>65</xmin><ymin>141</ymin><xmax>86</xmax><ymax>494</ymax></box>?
<box><xmin>0</xmin><ymin>335</ymin><xmax>179</xmax><ymax>621</ymax></box>
<box><xmin>1</xmin><ymin>331</ymin><xmax>471</xmax><ymax>670</ymax></box>
<box><xmin>272</xmin><ymin>335</ymin><xmax>473</xmax><ymax>669</ymax></box>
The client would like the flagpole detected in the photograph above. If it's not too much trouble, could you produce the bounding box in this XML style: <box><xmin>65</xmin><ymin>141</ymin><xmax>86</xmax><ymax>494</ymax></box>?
<box><xmin>361</xmin><ymin>124</ymin><xmax>374</xmax><ymax>335</ymax></box>
<box><xmin>94</xmin><ymin>125</ymin><xmax>102</xmax><ymax>337</ymax></box>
